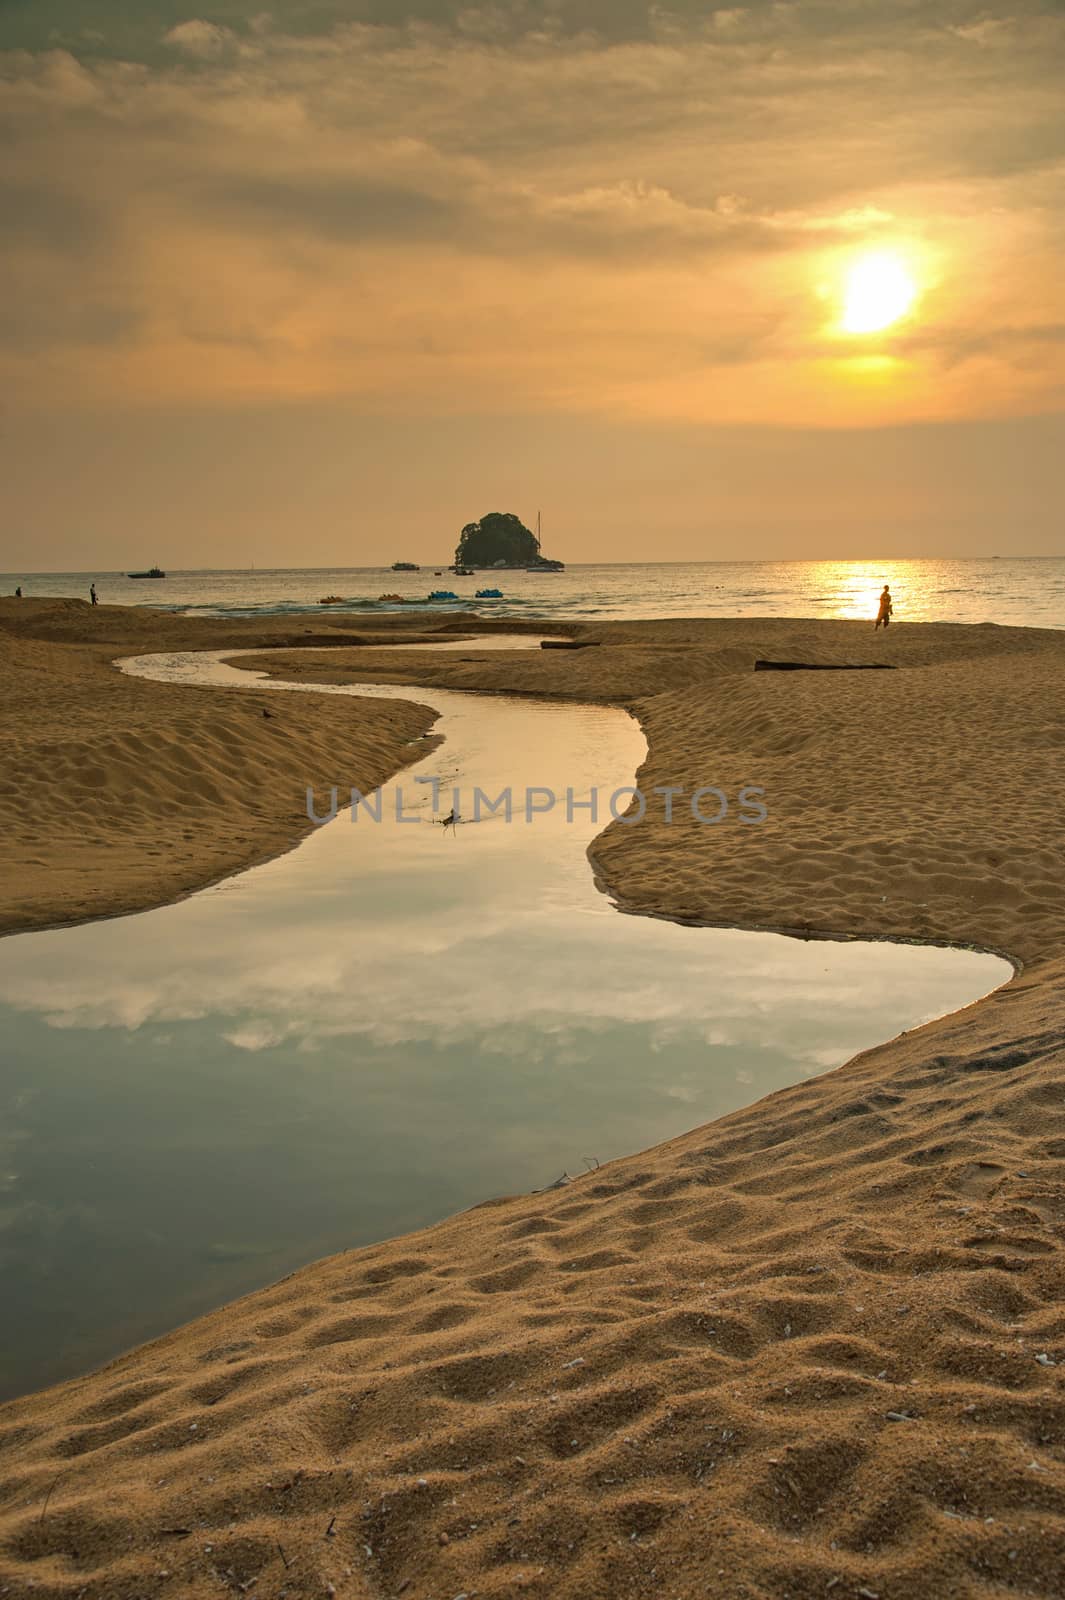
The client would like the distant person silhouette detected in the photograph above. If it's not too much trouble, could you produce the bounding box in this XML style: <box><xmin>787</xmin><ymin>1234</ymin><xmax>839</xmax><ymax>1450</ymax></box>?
<box><xmin>14</xmin><ymin>586</ymin><xmax>21</xmax><ymax>598</ymax></box>
<box><xmin>90</xmin><ymin>583</ymin><xmax>98</xmax><ymax>606</ymax></box>
<box><xmin>875</xmin><ymin>585</ymin><xmax>893</xmax><ymax>630</ymax></box>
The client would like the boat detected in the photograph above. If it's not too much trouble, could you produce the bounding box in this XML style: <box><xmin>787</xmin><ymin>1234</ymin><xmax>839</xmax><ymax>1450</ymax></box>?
<box><xmin>128</xmin><ymin>567</ymin><xmax>166</xmax><ymax>579</ymax></box>
<box><xmin>428</xmin><ymin>589</ymin><xmax>459</xmax><ymax>601</ymax></box>
<box><xmin>469</xmin><ymin>559</ymin><xmax>565</xmax><ymax>573</ymax></box>
<box><xmin>391</xmin><ymin>561</ymin><xmax>420</xmax><ymax>571</ymax></box>
<box><xmin>449</xmin><ymin>565</ymin><xmax>474</xmax><ymax>576</ymax></box>
<box><xmin>475</xmin><ymin>588</ymin><xmax>503</xmax><ymax>599</ymax></box>
<box><xmin>319</xmin><ymin>595</ymin><xmax>346</xmax><ymax>605</ymax></box>
<box><xmin>530</xmin><ymin>510</ymin><xmax>564</xmax><ymax>570</ymax></box>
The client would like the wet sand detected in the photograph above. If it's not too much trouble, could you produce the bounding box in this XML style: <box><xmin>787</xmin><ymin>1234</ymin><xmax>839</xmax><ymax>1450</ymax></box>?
<box><xmin>1</xmin><ymin>599</ymin><xmax>1064</xmax><ymax>1599</ymax></box>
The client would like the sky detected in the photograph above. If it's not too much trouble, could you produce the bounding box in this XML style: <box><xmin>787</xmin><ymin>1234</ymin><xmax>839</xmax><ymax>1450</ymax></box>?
<box><xmin>2</xmin><ymin>0</ymin><xmax>1064</xmax><ymax>568</ymax></box>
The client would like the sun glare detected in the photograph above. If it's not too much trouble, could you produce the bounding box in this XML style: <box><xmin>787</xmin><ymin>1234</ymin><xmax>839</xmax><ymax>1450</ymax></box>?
<box><xmin>841</xmin><ymin>253</ymin><xmax>918</xmax><ymax>334</ymax></box>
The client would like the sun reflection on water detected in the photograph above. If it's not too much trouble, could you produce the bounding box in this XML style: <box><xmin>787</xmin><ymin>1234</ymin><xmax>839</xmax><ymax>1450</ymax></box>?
<box><xmin>802</xmin><ymin>560</ymin><xmax>934</xmax><ymax>622</ymax></box>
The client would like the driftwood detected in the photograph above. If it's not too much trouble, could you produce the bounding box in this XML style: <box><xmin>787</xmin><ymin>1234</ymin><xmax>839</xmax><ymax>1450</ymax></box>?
<box><xmin>754</xmin><ymin>660</ymin><xmax>896</xmax><ymax>672</ymax></box>
<box><xmin>540</xmin><ymin>640</ymin><xmax>601</xmax><ymax>651</ymax></box>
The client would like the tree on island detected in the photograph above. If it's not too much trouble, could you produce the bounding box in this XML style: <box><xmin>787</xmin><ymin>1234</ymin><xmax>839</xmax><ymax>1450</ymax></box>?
<box><xmin>455</xmin><ymin>512</ymin><xmax>540</xmax><ymax>568</ymax></box>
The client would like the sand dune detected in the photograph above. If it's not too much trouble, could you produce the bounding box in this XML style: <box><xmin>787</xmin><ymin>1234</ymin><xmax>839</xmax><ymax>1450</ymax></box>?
<box><xmin>1</xmin><ymin>602</ymin><xmax>1064</xmax><ymax>1599</ymax></box>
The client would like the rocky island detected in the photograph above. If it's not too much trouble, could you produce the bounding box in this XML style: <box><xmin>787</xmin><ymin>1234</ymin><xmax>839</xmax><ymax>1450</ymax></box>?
<box><xmin>455</xmin><ymin>511</ymin><xmax>564</xmax><ymax>570</ymax></box>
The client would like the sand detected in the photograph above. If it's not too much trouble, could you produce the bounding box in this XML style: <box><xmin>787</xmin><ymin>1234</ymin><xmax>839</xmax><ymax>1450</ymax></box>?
<box><xmin>1</xmin><ymin>601</ymin><xmax>1064</xmax><ymax>1599</ymax></box>
<box><xmin>0</xmin><ymin>598</ymin><xmax>526</xmax><ymax>936</ymax></box>
<box><xmin>242</xmin><ymin>614</ymin><xmax>1065</xmax><ymax>966</ymax></box>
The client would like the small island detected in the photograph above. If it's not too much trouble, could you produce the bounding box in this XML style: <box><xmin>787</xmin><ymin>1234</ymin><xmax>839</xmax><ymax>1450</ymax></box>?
<box><xmin>454</xmin><ymin>511</ymin><xmax>564</xmax><ymax>571</ymax></box>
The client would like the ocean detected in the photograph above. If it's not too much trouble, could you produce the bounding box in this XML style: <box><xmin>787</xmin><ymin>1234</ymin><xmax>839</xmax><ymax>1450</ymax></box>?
<box><xmin>4</xmin><ymin>557</ymin><xmax>1065</xmax><ymax>630</ymax></box>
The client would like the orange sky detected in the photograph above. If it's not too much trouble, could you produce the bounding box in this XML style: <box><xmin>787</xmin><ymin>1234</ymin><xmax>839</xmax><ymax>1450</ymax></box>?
<box><xmin>2</xmin><ymin>3</ymin><xmax>1063</xmax><ymax>566</ymax></box>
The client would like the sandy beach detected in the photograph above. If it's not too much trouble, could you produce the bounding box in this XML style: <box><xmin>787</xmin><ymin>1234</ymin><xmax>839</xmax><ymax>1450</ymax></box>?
<box><xmin>0</xmin><ymin>598</ymin><xmax>540</xmax><ymax>937</ymax></box>
<box><xmin>2</xmin><ymin>600</ymin><xmax>1064</xmax><ymax>1599</ymax></box>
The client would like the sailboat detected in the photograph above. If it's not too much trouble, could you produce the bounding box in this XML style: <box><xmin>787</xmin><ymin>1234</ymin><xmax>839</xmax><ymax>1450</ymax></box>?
<box><xmin>530</xmin><ymin>510</ymin><xmax>564</xmax><ymax>571</ymax></box>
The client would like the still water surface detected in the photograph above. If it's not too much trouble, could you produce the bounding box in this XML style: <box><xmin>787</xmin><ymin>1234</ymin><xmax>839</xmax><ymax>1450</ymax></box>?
<box><xmin>0</xmin><ymin>643</ymin><xmax>1009</xmax><ymax>1398</ymax></box>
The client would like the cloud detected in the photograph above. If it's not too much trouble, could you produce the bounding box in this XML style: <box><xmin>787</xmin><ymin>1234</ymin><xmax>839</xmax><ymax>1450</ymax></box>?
<box><xmin>0</xmin><ymin>3</ymin><xmax>1063</xmax><ymax>426</ymax></box>
<box><xmin>0</xmin><ymin>179</ymin><xmax>104</xmax><ymax>250</ymax></box>
<box><xmin>950</xmin><ymin>15</ymin><xmax>1016</xmax><ymax>47</ymax></box>
<box><xmin>206</xmin><ymin>171</ymin><xmax>465</xmax><ymax>242</ymax></box>
<box><xmin>162</xmin><ymin>19</ymin><xmax>236</xmax><ymax>58</ymax></box>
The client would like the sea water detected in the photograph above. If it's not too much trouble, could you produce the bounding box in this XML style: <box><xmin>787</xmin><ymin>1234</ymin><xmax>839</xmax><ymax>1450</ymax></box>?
<box><xmin>4</xmin><ymin>555</ymin><xmax>1065</xmax><ymax>628</ymax></box>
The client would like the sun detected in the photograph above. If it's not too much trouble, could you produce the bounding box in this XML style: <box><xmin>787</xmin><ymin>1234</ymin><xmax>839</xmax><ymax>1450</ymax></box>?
<box><xmin>841</xmin><ymin>253</ymin><xmax>918</xmax><ymax>334</ymax></box>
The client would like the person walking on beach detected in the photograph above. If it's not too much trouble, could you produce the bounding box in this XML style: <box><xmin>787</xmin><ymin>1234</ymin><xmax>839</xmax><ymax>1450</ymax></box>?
<box><xmin>14</xmin><ymin>586</ymin><xmax>21</xmax><ymax>598</ymax></box>
<box><xmin>875</xmin><ymin>585</ymin><xmax>893</xmax><ymax>630</ymax></box>
<box><xmin>90</xmin><ymin>583</ymin><xmax>98</xmax><ymax>606</ymax></box>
